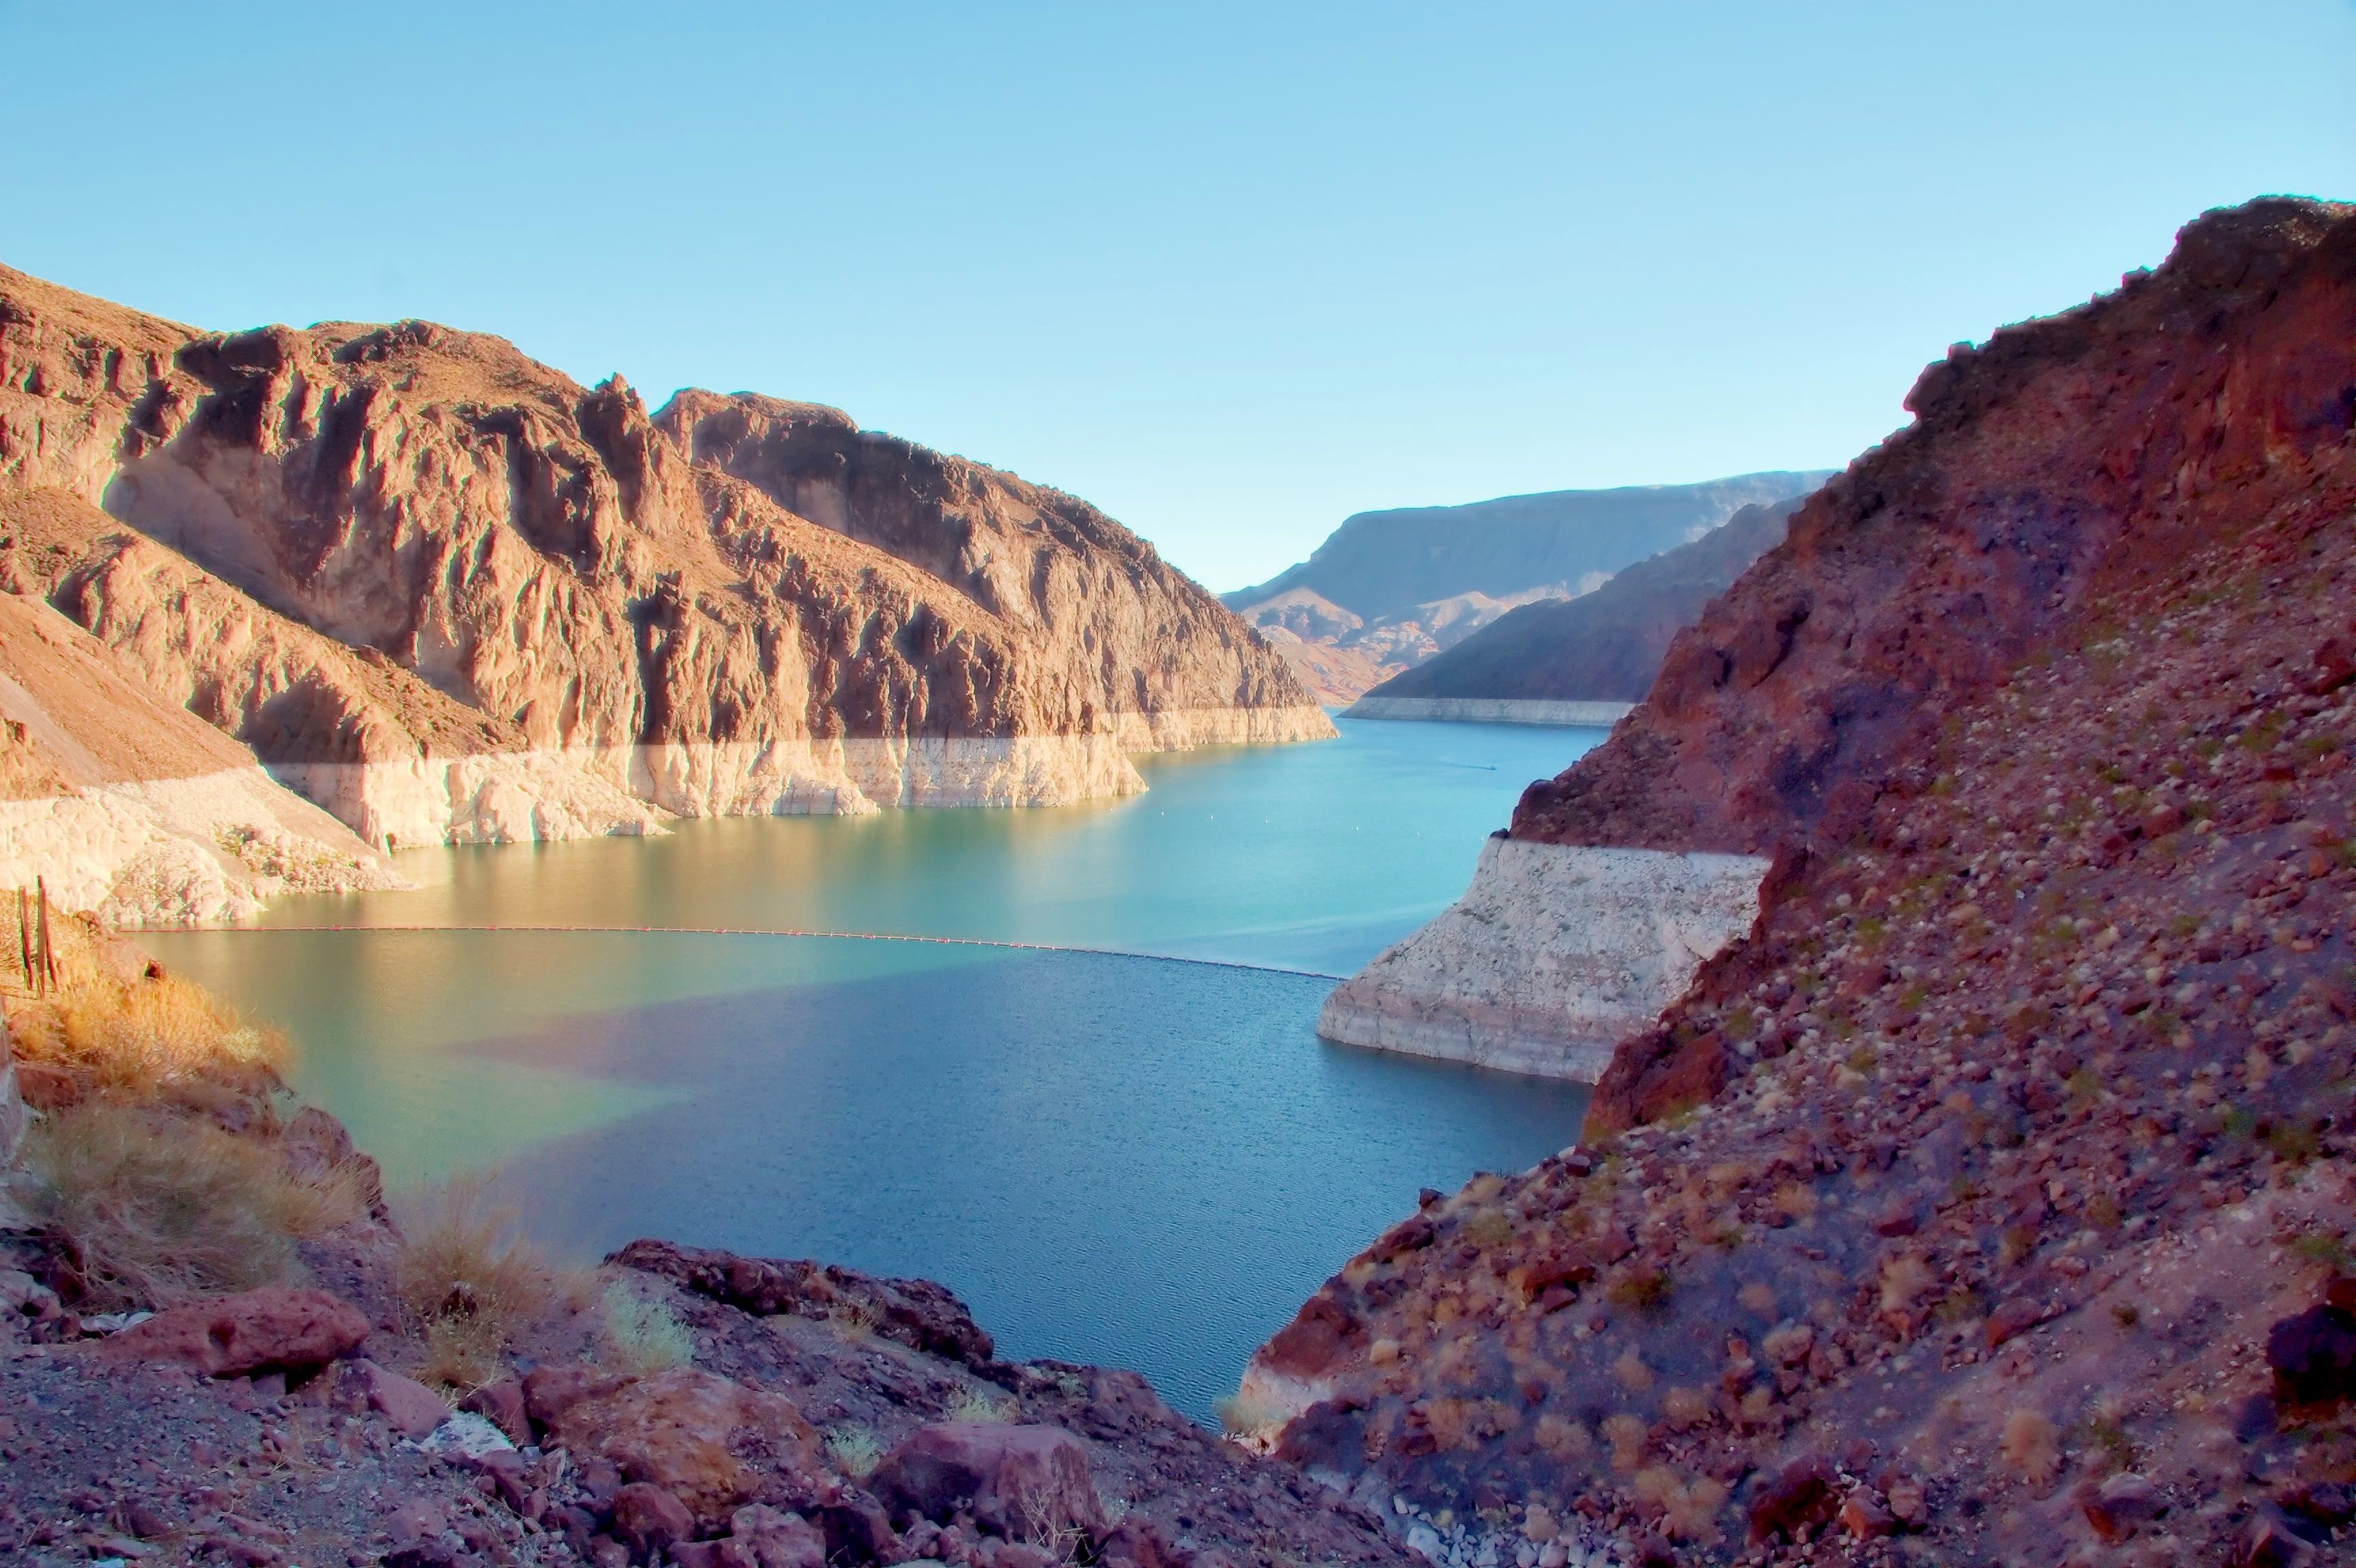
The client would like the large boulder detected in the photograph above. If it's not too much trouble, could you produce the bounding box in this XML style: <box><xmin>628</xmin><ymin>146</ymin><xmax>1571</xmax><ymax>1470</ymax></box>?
<box><xmin>548</xmin><ymin>1368</ymin><xmax>823</xmax><ymax>1527</ymax></box>
<box><xmin>96</xmin><ymin>1287</ymin><xmax>368</xmax><ymax>1378</ymax></box>
<box><xmin>2268</xmin><ymin>1301</ymin><xmax>2356</xmax><ymax>1407</ymax></box>
<box><xmin>869</xmin><ymin>1421</ymin><xmax>1103</xmax><ymax>1547</ymax></box>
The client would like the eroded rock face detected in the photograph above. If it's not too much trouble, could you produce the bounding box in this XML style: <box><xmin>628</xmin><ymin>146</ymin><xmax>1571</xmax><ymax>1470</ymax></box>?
<box><xmin>1325</xmin><ymin>196</ymin><xmax>2356</xmax><ymax>1080</ymax></box>
<box><xmin>1361</xmin><ymin>497</ymin><xmax>1806</xmax><ymax>706</ymax></box>
<box><xmin>1317</xmin><ymin>838</ymin><xmax>1770</xmax><ymax>1079</ymax></box>
<box><xmin>0</xmin><ymin>264</ymin><xmax>1330</xmax><ymax>878</ymax></box>
<box><xmin>1516</xmin><ymin>198</ymin><xmax>2356</xmax><ymax>857</ymax></box>
<box><xmin>1247</xmin><ymin>198</ymin><xmax>2356</xmax><ymax>1567</ymax></box>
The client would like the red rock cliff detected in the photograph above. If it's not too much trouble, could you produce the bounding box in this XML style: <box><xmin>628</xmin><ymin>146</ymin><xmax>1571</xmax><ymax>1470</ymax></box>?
<box><xmin>1515</xmin><ymin>197</ymin><xmax>2356</xmax><ymax>855</ymax></box>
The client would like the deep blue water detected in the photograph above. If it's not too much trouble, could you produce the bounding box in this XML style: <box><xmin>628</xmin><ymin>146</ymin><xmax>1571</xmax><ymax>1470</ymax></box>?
<box><xmin>142</xmin><ymin>717</ymin><xmax>1601</xmax><ymax>1421</ymax></box>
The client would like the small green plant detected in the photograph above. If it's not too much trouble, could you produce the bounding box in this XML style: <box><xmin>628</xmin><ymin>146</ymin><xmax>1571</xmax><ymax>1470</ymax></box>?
<box><xmin>2264</xmin><ymin>1119</ymin><xmax>2324</xmax><ymax>1166</ymax></box>
<box><xmin>946</xmin><ymin>1384</ymin><xmax>1016</xmax><ymax>1423</ymax></box>
<box><xmin>603</xmin><ymin>1280</ymin><xmax>694</xmax><ymax>1376</ymax></box>
<box><xmin>1607</xmin><ymin>1266</ymin><xmax>1673</xmax><ymax>1315</ymax></box>
<box><xmin>824</xmin><ymin>1424</ymin><xmax>884</xmax><ymax>1478</ymax></box>
<box><xmin>2293</xmin><ymin>1229</ymin><xmax>2351</xmax><ymax>1272</ymax></box>
<box><xmin>1465</xmin><ymin>1209</ymin><xmax>1513</xmax><ymax>1247</ymax></box>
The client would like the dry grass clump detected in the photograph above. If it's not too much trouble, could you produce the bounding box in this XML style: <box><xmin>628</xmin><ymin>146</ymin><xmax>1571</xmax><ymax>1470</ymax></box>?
<box><xmin>35</xmin><ymin>974</ymin><xmax>287</xmax><ymax>1097</ymax></box>
<box><xmin>24</xmin><ymin>1102</ymin><xmax>365</xmax><ymax>1311</ymax></box>
<box><xmin>1633</xmin><ymin>1464</ymin><xmax>1728</xmax><ymax>1543</ymax></box>
<box><xmin>2001</xmin><ymin>1407</ymin><xmax>2063</xmax><ymax>1485</ymax></box>
<box><xmin>823</xmin><ymin>1423</ymin><xmax>884</xmax><ymax>1479</ymax></box>
<box><xmin>602</xmin><ymin>1279</ymin><xmax>694</xmax><ymax>1376</ymax></box>
<box><xmin>393</xmin><ymin>1177</ymin><xmax>581</xmax><ymax>1391</ymax></box>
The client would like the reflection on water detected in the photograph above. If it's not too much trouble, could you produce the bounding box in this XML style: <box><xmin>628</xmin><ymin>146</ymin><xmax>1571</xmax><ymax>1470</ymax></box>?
<box><xmin>141</xmin><ymin>718</ymin><xmax>1601</xmax><ymax>1421</ymax></box>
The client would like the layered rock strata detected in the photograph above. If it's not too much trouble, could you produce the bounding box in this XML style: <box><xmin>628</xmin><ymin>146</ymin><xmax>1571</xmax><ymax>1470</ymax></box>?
<box><xmin>0</xmin><ymin>264</ymin><xmax>1329</xmax><ymax>889</ymax></box>
<box><xmin>1325</xmin><ymin>196</ymin><xmax>2356</xmax><ymax>1080</ymax></box>
<box><xmin>1317</xmin><ymin>836</ymin><xmax>1768</xmax><ymax>1078</ymax></box>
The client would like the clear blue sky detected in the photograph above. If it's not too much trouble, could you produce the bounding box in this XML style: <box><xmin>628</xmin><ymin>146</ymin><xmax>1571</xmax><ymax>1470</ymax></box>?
<box><xmin>4</xmin><ymin>3</ymin><xmax>2350</xmax><ymax>591</ymax></box>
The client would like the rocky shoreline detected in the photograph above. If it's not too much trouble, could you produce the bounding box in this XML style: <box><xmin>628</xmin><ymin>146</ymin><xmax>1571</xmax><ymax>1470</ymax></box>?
<box><xmin>0</xmin><ymin>924</ymin><xmax>1423</xmax><ymax>1568</ymax></box>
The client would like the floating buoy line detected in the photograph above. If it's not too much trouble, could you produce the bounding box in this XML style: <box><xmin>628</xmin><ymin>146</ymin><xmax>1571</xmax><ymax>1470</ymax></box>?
<box><xmin>226</xmin><ymin>923</ymin><xmax>1349</xmax><ymax>982</ymax></box>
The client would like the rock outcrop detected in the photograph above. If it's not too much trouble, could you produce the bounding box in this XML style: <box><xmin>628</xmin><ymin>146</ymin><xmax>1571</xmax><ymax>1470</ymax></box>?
<box><xmin>1226</xmin><ymin>472</ymin><xmax>1830</xmax><ymax>700</ymax></box>
<box><xmin>0</xmin><ymin>560</ymin><xmax>399</xmax><ymax>925</ymax></box>
<box><xmin>1353</xmin><ymin>495</ymin><xmax>1804</xmax><ymax>708</ymax></box>
<box><xmin>1327</xmin><ymin>196</ymin><xmax>2356</xmax><ymax>1079</ymax></box>
<box><xmin>1317</xmin><ymin>836</ymin><xmax>1771</xmax><ymax>1077</ymax></box>
<box><xmin>1254</xmin><ymin>195</ymin><xmax>2356</xmax><ymax>1566</ymax></box>
<box><xmin>0</xmin><ymin>262</ymin><xmax>1330</xmax><ymax>912</ymax></box>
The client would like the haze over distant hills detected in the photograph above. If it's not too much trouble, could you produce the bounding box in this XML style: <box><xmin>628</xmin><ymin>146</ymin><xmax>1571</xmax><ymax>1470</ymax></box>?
<box><xmin>1222</xmin><ymin>471</ymin><xmax>1832</xmax><ymax>702</ymax></box>
<box><xmin>1356</xmin><ymin>493</ymin><xmax>1808</xmax><ymax>708</ymax></box>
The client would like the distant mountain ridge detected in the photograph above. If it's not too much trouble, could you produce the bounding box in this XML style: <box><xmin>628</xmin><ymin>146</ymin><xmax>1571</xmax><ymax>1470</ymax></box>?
<box><xmin>1355</xmin><ymin>494</ymin><xmax>1806</xmax><ymax>706</ymax></box>
<box><xmin>1223</xmin><ymin>471</ymin><xmax>1831</xmax><ymax>701</ymax></box>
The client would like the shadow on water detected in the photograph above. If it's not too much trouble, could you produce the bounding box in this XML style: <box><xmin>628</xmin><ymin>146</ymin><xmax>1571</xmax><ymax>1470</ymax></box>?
<box><xmin>455</xmin><ymin>944</ymin><xmax>1588</xmax><ymax>1425</ymax></box>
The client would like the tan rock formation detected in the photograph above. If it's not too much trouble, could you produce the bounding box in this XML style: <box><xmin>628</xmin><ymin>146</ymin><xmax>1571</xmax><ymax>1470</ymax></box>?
<box><xmin>0</xmin><ymin>581</ymin><xmax>397</xmax><ymax>925</ymax></box>
<box><xmin>0</xmin><ymin>263</ymin><xmax>1330</xmax><ymax>884</ymax></box>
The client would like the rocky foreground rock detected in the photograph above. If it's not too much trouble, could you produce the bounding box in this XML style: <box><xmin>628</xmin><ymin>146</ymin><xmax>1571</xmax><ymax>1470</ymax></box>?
<box><xmin>1252</xmin><ymin>196</ymin><xmax>2356</xmax><ymax>1565</ymax></box>
<box><xmin>1</xmin><ymin>1228</ymin><xmax>1417</xmax><ymax>1568</ymax></box>
<box><xmin>0</xmin><ymin>264</ymin><xmax>1329</xmax><ymax>923</ymax></box>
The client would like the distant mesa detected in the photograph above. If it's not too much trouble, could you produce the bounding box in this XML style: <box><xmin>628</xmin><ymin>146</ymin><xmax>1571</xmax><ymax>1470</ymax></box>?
<box><xmin>0</xmin><ymin>264</ymin><xmax>1331</xmax><ymax>923</ymax></box>
<box><xmin>1342</xmin><ymin>493</ymin><xmax>1808</xmax><ymax>724</ymax></box>
<box><xmin>1223</xmin><ymin>472</ymin><xmax>1831</xmax><ymax>704</ymax></box>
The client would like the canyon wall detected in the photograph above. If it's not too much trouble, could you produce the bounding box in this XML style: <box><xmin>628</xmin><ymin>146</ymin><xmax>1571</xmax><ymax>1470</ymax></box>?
<box><xmin>0</xmin><ymin>264</ymin><xmax>1329</xmax><ymax>911</ymax></box>
<box><xmin>1323</xmin><ymin>196</ymin><xmax>2356</xmax><ymax>1080</ymax></box>
<box><xmin>1250</xmin><ymin>198</ymin><xmax>2356</xmax><ymax>1565</ymax></box>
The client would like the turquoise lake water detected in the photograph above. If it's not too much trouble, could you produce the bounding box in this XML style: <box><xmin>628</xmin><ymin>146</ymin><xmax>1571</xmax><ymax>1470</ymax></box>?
<box><xmin>140</xmin><ymin>716</ymin><xmax>1601</xmax><ymax>1421</ymax></box>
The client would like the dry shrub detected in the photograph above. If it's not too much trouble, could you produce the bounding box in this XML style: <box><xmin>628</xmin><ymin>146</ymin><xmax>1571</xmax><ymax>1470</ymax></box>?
<box><xmin>1533</xmin><ymin>1414</ymin><xmax>1592</xmax><ymax>1459</ymax></box>
<box><xmin>2000</xmin><ymin>1408</ymin><xmax>2062</xmax><ymax>1484</ymax></box>
<box><xmin>48</xmin><ymin>976</ymin><xmax>286</xmax><ymax>1094</ymax></box>
<box><xmin>1660</xmin><ymin>1385</ymin><xmax>1712</xmax><ymax>1432</ymax></box>
<box><xmin>1879</xmin><ymin>1253</ymin><xmax>1933</xmax><ymax>1315</ymax></box>
<box><xmin>602</xmin><ymin>1279</ymin><xmax>694</xmax><ymax>1376</ymax></box>
<box><xmin>1601</xmin><ymin>1411</ymin><xmax>1649</xmax><ymax>1472</ymax></box>
<box><xmin>1634</xmin><ymin>1465</ymin><xmax>1728</xmax><ymax>1543</ymax></box>
<box><xmin>25</xmin><ymin>1102</ymin><xmax>363</xmax><ymax>1311</ymax></box>
<box><xmin>392</xmin><ymin>1176</ymin><xmax>577</xmax><ymax>1391</ymax></box>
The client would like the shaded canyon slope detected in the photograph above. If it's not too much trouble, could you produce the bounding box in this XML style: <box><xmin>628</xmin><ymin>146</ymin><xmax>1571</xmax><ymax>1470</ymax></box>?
<box><xmin>0</xmin><ymin>264</ymin><xmax>1329</xmax><ymax>917</ymax></box>
<box><xmin>1254</xmin><ymin>196</ymin><xmax>2356</xmax><ymax>1565</ymax></box>
<box><xmin>1356</xmin><ymin>495</ymin><xmax>1804</xmax><ymax>706</ymax></box>
<box><xmin>1225</xmin><ymin>471</ymin><xmax>1830</xmax><ymax>702</ymax></box>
